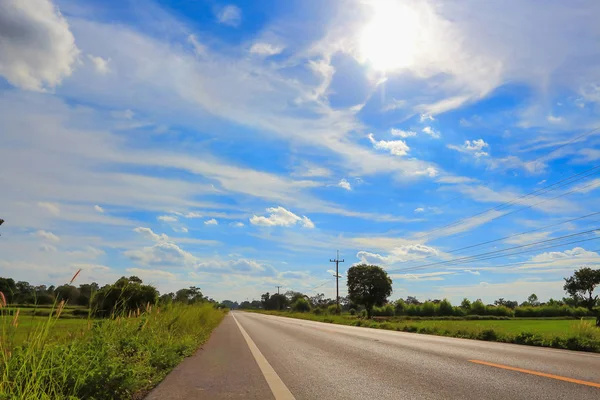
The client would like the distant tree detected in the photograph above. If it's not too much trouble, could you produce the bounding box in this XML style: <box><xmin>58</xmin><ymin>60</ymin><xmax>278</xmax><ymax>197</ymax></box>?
<box><xmin>175</xmin><ymin>286</ymin><xmax>204</xmax><ymax>304</ymax></box>
<box><xmin>158</xmin><ymin>293</ymin><xmax>174</xmax><ymax>306</ymax></box>
<box><xmin>54</xmin><ymin>285</ymin><xmax>81</xmax><ymax>303</ymax></box>
<box><xmin>439</xmin><ymin>299</ymin><xmax>453</xmax><ymax>316</ymax></box>
<box><xmin>527</xmin><ymin>293</ymin><xmax>539</xmax><ymax>306</ymax></box>
<box><xmin>460</xmin><ymin>298</ymin><xmax>472</xmax><ymax>310</ymax></box>
<box><xmin>470</xmin><ymin>299</ymin><xmax>486</xmax><ymax>315</ymax></box>
<box><xmin>77</xmin><ymin>283</ymin><xmax>99</xmax><ymax>306</ymax></box>
<box><xmin>128</xmin><ymin>276</ymin><xmax>143</xmax><ymax>284</ymax></box>
<box><xmin>220</xmin><ymin>300</ymin><xmax>239</xmax><ymax>309</ymax></box>
<box><xmin>564</xmin><ymin>267</ymin><xmax>600</xmax><ymax>310</ymax></box>
<box><xmin>346</xmin><ymin>264</ymin><xmax>392</xmax><ymax>319</ymax></box>
<box><xmin>91</xmin><ymin>276</ymin><xmax>158</xmax><ymax>317</ymax></box>
<box><xmin>405</xmin><ymin>296</ymin><xmax>420</xmax><ymax>305</ymax></box>
<box><xmin>285</xmin><ymin>291</ymin><xmax>307</xmax><ymax>304</ymax></box>
<box><xmin>0</xmin><ymin>278</ymin><xmax>17</xmax><ymax>303</ymax></box>
<box><xmin>292</xmin><ymin>297</ymin><xmax>311</xmax><ymax>312</ymax></box>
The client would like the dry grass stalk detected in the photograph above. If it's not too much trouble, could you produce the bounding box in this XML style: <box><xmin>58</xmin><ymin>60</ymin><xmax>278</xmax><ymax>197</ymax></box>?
<box><xmin>56</xmin><ymin>300</ymin><xmax>65</xmax><ymax>319</ymax></box>
<box><xmin>11</xmin><ymin>309</ymin><xmax>20</xmax><ymax>327</ymax></box>
<box><xmin>69</xmin><ymin>268</ymin><xmax>82</xmax><ymax>285</ymax></box>
<box><xmin>0</xmin><ymin>291</ymin><xmax>6</xmax><ymax>308</ymax></box>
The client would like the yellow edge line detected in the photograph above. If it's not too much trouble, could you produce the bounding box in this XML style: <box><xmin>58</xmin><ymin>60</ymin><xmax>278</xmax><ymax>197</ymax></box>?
<box><xmin>232</xmin><ymin>313</ymin><xmax>296</xmax><ymax>400</ymax></box>
<box><xmin>469</xmin><ymin>359</ymin><xmax>600</xmax><ymax>389</ymax></box>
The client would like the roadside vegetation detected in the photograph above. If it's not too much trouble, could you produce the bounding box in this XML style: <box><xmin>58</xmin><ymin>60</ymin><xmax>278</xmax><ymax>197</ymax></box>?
<box><xmin>244</xmin><ymin>265</ymin><xmax>600</xmax><ymax>353</ymax></box>
<box><xmin>0</xmin><ymin>273</ymin><xmax>227</xmax><ymax>399</ymax></box>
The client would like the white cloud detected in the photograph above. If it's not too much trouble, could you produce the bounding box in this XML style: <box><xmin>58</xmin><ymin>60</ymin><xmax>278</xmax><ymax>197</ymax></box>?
<box><xmin>231</xmin><ymin>222</ymin><xmax>245</xmax><ymax>227</ymax></box>
<box><xmin>158</xmin><ymin>215</ymin><xmax>178</xmax><ymax>222</ymax></box>
<box><xmin>368</xmin><ymin>133</ymin><xmax>409</xmax><ymax>156</ymax></box>
<box><xmin>187</xmin><ymin>34</ymin><xmax>208</xmax><ymax>56</ymax></box>
<box><xmin>422</xmin><ymin>126</ymin><xmax>441</xmax><ymax>139</ymax></box>
<box><xmin>414</xmin><ymin>167</ymin><xmax>438</xmax><ymax>178</ymax></box>
<box><xmin>87</xmin><ymin>55</ymin><xmax>110</xmax><ymax>74</ymax></box>
<box><xmin>196</xmin><ymin>258</ymin><xmax>277</xmax><ymax>276</ymax></box>
<box><xmin>390</xmin><ymin>128</ymin><xmax>417</xmax><ymax>138</ymax></box>
<box><xmin>204</xmin><ymin>218</ymin><xmax>218</xmax><ymax>225</ymax></box>
<box><xmin>414</xmin><ymin>207</ymin><xmax>425</xmax><ymax>213</ymax></box>
<box><xmin>503</xmin><ymin>231</ymin><xmax>551</xmax><ymax>245</ymax></box>
<box><xmin>448</xmin><ymin>139</ymin><xmax>490</xmax><ymax>158</ymax></box>
<box><xmin>383</xmin><ymin>98</ymin><xmax>407</xmax><ymax>111</ymax></box>
<box><xmin>547</xmin><ymin>114</ymin><xmax>564</xmax><ymax>124</ymax></box>
<box><xmin>420</xmin><ymin>114</ymin><xmax>435</xmax><ymax>122</ymax></box>
<box><xmin>337</xmin><ymin>178</ymin><xmax>352</xmax><ymax>191</ymax></box>
<box><xmin>291</xmin><ymin>163</ymin><xmax>332</xmax><ymax>178</ymax></box>
<box><xmin>39</xmin><ymin>243</ymin><xmax>57</xmax><ymax>252</ymax></box>
<box><xmin>185</xmin><ymin>212</ymin><xmax>203</xmax><ymax>218</ymax></box>
<box><xmin>463</xmin><ymin>269</ymin><xmax>480</xmax><ymax>275</ymax></box>
<box><xmin>125</xmin><ymin>241</ymin><xmax>197</xmax><ymax>267</ymax></box>
<box><xmin>216</xmin><ymin>5</ymin><xmax>242</xmax><ymax>27</ymax></box>
<box><xmin>38</xmin><ymin>202</ymin><xmax>60</xmax><ymax>216</ymax></box>
<box><xmin>34</xmin><ymin>230</ymin><xmax>60</xmax><ymax>242</ymax></box>
<box><xmin>250</xmin><ymin>206</ymin><xmax>314</xmax><ymax>228</ymax></box>
<box><xmin>390</xmin><ymin>271</ymin><xmax>455</xmax><ymax>281</ymax></box>
<box><xmin>357</xmin><ymin>244</ymin><xmax>439</xmax><ymax>265</ymax></box>
<box><xmin>250</xmin><ymin>42</ymin><xmax>284</xmax><ymax>56</ymax></box>
<box><xmin>126</xmin><ymin>268</ymin><xmax>177</xmax><ymax>281</ymax></box>
<box><xmin>133</xmin><ymin>227</ymin><xmax>169</xmax><ymax>242</ymax></box>
<box><xmin>94</xmin><ymin>205</ymin><xmax>104</xmax><ymax>213</ymax></box>
<box><xmin>0</xmin><ymin>0</ymin><xmax>79</xmax><ymax>91</ymax></box>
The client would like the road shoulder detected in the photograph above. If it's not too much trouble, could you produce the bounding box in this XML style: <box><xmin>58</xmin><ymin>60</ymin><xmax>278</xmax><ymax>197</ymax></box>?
<box><xmin>146</xmin><ymin>312</ymin><xmax>274</xmax><ymax>400</ymax></box>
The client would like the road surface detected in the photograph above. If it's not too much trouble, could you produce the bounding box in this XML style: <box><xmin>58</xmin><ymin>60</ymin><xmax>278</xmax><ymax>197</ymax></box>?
<box><xmin>147</xmin><ymin>311</ymin><xmax>600</xmax><ymax>399</ymax></box>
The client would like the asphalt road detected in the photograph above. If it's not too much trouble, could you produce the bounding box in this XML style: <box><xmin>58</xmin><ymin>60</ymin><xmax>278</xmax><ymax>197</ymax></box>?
<box><xmin>147</xmin><ymin>311</ymin><xmax>600</xmax><ymax>399</ymax></box>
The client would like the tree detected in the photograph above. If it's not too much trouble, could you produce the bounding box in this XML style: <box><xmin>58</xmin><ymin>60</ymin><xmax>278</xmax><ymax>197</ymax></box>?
<box><xmin>175</xmin><ymin>286</ymin><xmax>204</xmax><ymax>304</ymax></box>
<box><xmin>55</xmin><ymin>285</ymin><xmax>81</xmax><ymax>303</ymax></box>
<box><xmin>527</xmin><ymin>293</ymin><xmax>539</xmax><ymax>306</ymax></box>
<box><xmin>260</xmin><ymin>292</ymin><xmax>289</xmax><ymax>310</ymax></box>
<box><xmin>405</xmin><ymin>296</ymin><xmax>420</xmax><ymax>305</ymax></box>
<box><xmin>91</xmin><ymin>276</ymin><xmax>158</xmax><ymax>317</ymax></box>
<box><xmin>0</xmin><ymin>278</ymin><xmax>17</xmax><ymax>303</ymax></box>
<box><xmin>460</xmin><ymin>298</ymin><xmax>471</xmax><ymax>310</ymax></box>
<box><xmin>564</xmin><ymin>267</ymin><xmax>600</xmax><ymax>310</ymax></box>
<box><xmin>346</xmin><ymin>264</ymin><xmax>392</xmax><ymax>318</ymax></box>
<box><xmin>292</xmin><ymin>297</ymin><xmax>311</xmax><ymax>312</ymax></box>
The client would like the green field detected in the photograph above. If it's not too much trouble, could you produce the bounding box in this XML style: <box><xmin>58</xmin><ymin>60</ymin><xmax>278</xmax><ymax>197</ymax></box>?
<box><xmin>252</xmin><ymin>310</ymin><xmax>600</xmax><ymax>352</ymax></box>
<box><xmin>1</xmin><ymin>315</ymin><xmax>89</xmax><ymax>344</ymax></box>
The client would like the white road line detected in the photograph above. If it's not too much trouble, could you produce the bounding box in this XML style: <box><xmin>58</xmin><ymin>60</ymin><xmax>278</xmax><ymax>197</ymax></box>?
<box><xmin>232</xmin><ymin>312</ymin><xmax>296</xmax><ymax>400</ymax></box>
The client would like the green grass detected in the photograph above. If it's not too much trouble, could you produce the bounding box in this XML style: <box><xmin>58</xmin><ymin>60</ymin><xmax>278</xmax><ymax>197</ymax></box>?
<box><xmin>0</xmin><ymin>304</ymin><xmax>226</xmax><ymax>399</ymax></box>
<box><xmin>250</xmin><ymin>310</ymin><xmax>600</xmax><ymax>352</ymax></box>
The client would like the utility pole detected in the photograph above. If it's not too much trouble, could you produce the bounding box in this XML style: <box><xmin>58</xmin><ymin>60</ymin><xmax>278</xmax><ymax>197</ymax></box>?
<box><xmin>330</xmin><ymin>250</ymin><xmax>344</xmax><ymax>314</ymax></box>
<box><xmin>276</xmin><ymin>286</ymin><xmax>282</xmax><ymax>310</ymax></box>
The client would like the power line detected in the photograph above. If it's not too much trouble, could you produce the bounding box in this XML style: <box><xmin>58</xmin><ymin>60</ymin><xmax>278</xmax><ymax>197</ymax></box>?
<box><xmin>399</xmin><ymin>211</ymin><xmax>600</xmax><ymax>269</ymax></box>
<box><xmin>415</xmin><ymin>164</ymin><xmax>600</xmax><ymax>241</ymax></box>
<box><xmin>388</xmin><ymin>228</ymin><xmax>600</xmax><ymax>273</ymax></box>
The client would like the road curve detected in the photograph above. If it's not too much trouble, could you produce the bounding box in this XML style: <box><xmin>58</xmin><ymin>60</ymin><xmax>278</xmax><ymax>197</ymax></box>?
<box><xmin>148</xmin><ymin>311</ymin><xmax>600</xmax><ymax>399</ymax></box>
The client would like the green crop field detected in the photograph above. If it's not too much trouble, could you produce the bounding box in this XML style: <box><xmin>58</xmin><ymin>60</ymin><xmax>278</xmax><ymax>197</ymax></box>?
<box><xmin>251</xmin><ymin>310</ymin><xmax>600</xmax><ymax>352</ymax></box>
<box><xmin>1</xmin><ymin>315</ymin><xmax>89</xmax><ymax>344</ymax></box>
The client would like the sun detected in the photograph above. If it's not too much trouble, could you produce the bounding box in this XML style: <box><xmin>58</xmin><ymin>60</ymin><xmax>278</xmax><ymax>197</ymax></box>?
<box><xmin>359</xmin><ymin>1</ymin><xmax>420</xmax><ymax>71</ymax></box>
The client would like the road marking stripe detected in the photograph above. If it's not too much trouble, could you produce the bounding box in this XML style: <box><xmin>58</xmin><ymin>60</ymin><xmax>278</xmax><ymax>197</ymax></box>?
<box><xmin>232</xmin><ymin>313</ymin><xmax>296</xmax><ymax>400</ymax></box>
<box><xmin>469</xmin><ymin>359</ymin><xmax>600</xmax><ymax>388</ymax></box>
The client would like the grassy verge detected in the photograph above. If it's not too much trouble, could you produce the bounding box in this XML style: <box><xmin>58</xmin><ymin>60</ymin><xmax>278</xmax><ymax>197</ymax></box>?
<box><xmin>0</xmin><ymin>304</ymin><xmax>226</xmax><ymax>399</ymax></box>
<box><xmin>250</xmin><ymin>310</ymin><xmax>600</xmax><ymax>353</ymax></box>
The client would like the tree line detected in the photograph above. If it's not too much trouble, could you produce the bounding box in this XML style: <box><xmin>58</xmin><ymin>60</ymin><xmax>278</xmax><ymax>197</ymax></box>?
<box><xmin>0</xmin><ymin>275</ymin><xmax>218</xmax><ymax>317</ymax></box>
<box><xmin>238</xmin><ymin>265</ymin><xmax>600</xmax><ymax>318</ymax></box>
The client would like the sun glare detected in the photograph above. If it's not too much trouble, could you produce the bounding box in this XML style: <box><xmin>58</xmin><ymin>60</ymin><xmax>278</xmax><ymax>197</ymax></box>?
<box><xmin>359</xmin><ymin>1</ymin><xmax>420</xmax><ymax>71</ymax></box>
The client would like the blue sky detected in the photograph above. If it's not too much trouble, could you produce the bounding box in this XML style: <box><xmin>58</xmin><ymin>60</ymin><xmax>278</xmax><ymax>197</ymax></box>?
<box><xmin>2</xmin><ymin>0</ymin><xmax>600</xmax><ymax>304</ymax></box>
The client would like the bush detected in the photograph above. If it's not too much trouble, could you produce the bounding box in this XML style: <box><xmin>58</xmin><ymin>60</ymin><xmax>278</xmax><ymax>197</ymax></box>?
<box><xmin>439</xmin><ymin>299</ymin><xmax>453</xmax><ymax>316</ymax></box>
<box><xmin>421</xmin><ymin>302</ymin><xmax>436</xmax><ymax>317</ymax></box>
<box><xmin>372</xmin><ymin>304</ymin><xmax>394</xmax><ymax>317</ymax></box>
<box><xmin>470</xmin><ymin>300</ymin><xmax>486</xmax><ymax>315</ymax></box>
<box><xmin>478</xmin><ymin>329</ymin><xmax>498</xmax><ymax>341</ymax></box>
<box><xmin>327</xmin><ymin>304</ymin><xmax>340</xmax><ymax>315</ymax></box>
<box><xmin>394</xmin><ymin>299</ymin><xmax>406</xmax><ymax>315</ymax></box>
<box><xmin>313</xmin><ymin>308</ymin><xmax>323</xmax><ymax>315</ymax></box>
<box><xmin>292</xmin><ymin>298</ymin><xmax>311</xmax><ymax>313</ymax></box>
<box><xmin>349</xmin><ymin>308</ymin><xmax>356</xmax><ymax>316</ymax></box>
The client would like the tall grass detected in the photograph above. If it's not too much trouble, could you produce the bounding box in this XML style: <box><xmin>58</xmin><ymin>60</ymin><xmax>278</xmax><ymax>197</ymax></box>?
<box><xmin>0</xmin><ymin>301</ymin><xmax>226</xmax><ymax>399</ymax></box>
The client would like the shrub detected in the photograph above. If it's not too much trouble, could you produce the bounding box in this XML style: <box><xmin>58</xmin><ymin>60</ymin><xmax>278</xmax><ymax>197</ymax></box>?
<box><xmin>327</xmin><ymin>304</ymin><xmax>340</xmax><ymax>315</ymax></box>
<box><xmin>313</xmin><ymin>308</ymin><xmax>323</xmax><ymax>315</ymax></box>
<box><xmin>394</xmin><ymin>299</ymin><xmax>406</xmax><ymax>315</ymax></box>
<box><xmin>292</xmin><ymin>298</ymin><xmax>311</xmax><ymax>313</ymax></box>
<box><xmin>486</xmin><ymin>305</ymin><xmax>514</xmax><ymax>317</ymax></box>
<box><xmin>478</xmin><ymin>329</ymin><xmax>498</xmax><ymax>341</ymax></box>
<box><xmin>421</xmin><ymin>302</ymin><xmax>436</xmax><ymax>317</ymax></box>
<box><xmin>438</xmin><ymin>299</ymin><xmax>453</xmax><ymax>316</ymax></box>
<box><xmin>470</xmin><ymin>300</ymin><xmax>486</xmax><ymax>315</ymax></box>
<box><xmin>349</xmin><ymin>308</ymin><xmax>356</xmax><ymax>316</ymax></box>
<box><xmin>372</xmin><ymin>304</ymin><xmax>394</xmax><ymax>317</ymax></box>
